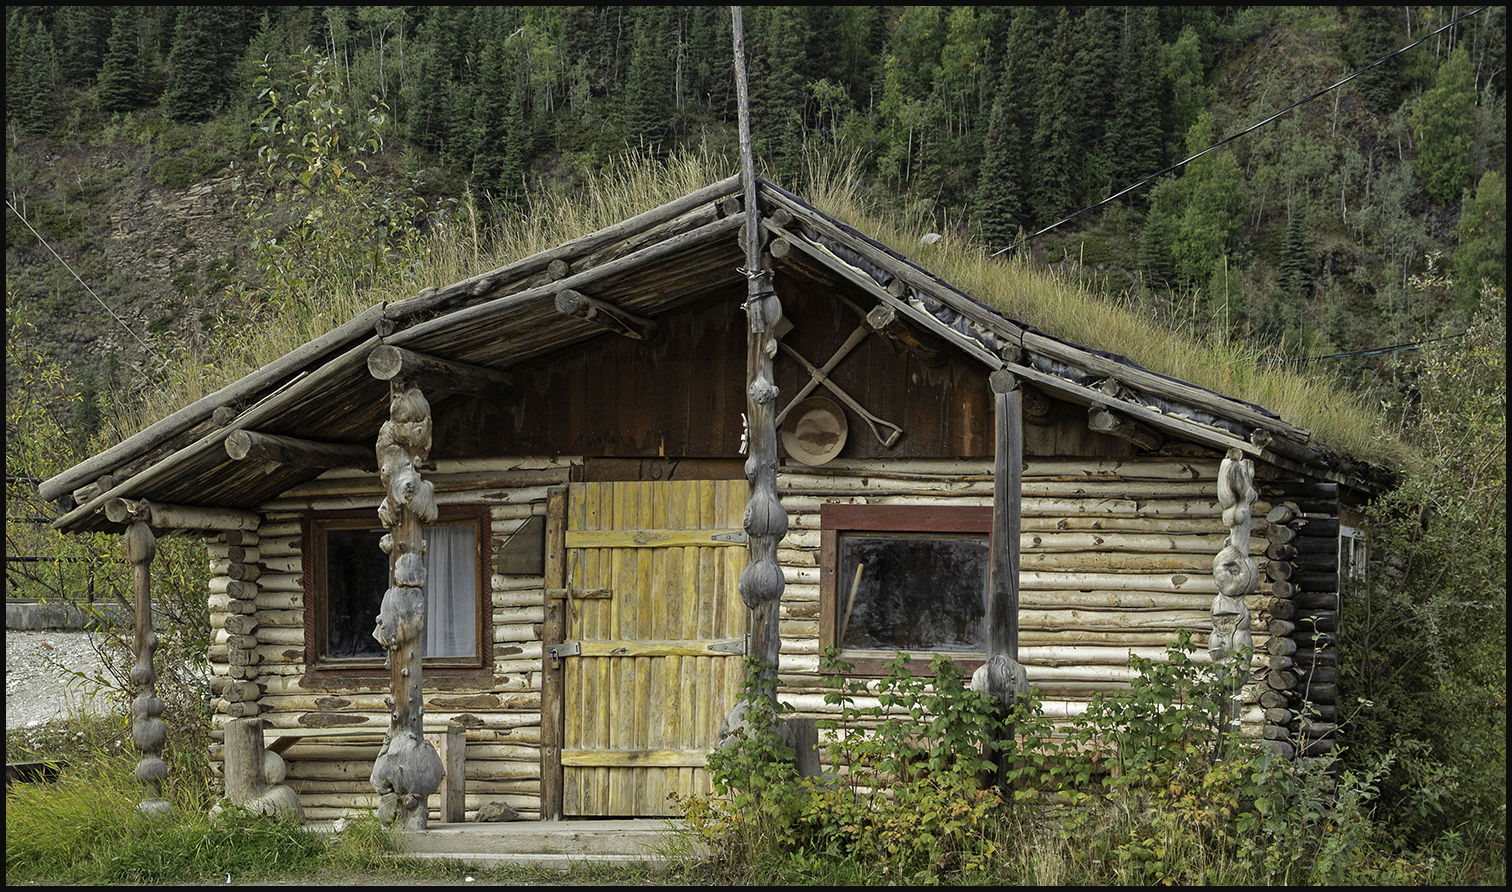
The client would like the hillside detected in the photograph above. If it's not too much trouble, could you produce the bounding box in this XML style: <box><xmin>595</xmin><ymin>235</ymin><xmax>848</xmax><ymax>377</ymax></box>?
<box><xmin>5</xmin><ymin>5</ymin><xmax>1506</xmax><ymax>472</ymax></box>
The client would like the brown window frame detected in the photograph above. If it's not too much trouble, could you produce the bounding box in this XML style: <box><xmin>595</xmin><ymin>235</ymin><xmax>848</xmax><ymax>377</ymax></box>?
<box><xmin>819</xmin><ymin>503</ymin><xmax>993</xmax><ymax>677</ymax></box>
<box><xmin>303</xmin><ymin>506</ymin><xmax>493</xmax><ymax>679</ymax></box>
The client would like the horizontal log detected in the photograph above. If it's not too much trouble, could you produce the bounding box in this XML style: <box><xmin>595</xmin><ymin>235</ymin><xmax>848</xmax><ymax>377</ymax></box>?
<box><xmin>104</xmin><ymin>498</ymin><xmax>260</xmax><ymax>531</ymax></box>
<box><xmin>366</xmin><ymin>344</ymin><xmax>517</xmax><ymax>398</ymax></box>
<box><xmin>1088</xmin><ymin>406</ymin><xmax>1165</xmax><ymax>451</ymax></box>
<box><xmin>1022</xmin><ymin>570</ymin><xmax>1217</xmax><ymax>593</ymax></box>
<box><xmin>554</xmin><ymin>288</ymin><xmax>659</xmax><ymax>340</ymax></box>
<box><xmin>224</xmin><ymin>430</ymin><xmax>374</xmax><ymax>470</ymax></box>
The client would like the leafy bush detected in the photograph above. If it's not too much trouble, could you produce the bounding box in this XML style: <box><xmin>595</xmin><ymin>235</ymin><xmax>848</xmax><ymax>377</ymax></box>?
<box><xmin>1341</xmin><ymin>286</ymin><xmax>1506</xmax><ymax>863</ymax></box>
<box><xmin>677</xmin><ymin>633</ymin><xmax>1464</xmax><ymax>884</ymax></box>
<box><xmin>682</xmin><ymin>653</ymin><xmax>1004</xmax><ymax>884</ymax></box>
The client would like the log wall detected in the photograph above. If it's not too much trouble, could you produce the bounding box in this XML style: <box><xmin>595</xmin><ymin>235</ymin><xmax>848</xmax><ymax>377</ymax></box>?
<box><xmin>207</xmin><ymin>457</ymin><xmax>574</xmax><ymax>823</ymax></box>
<box><xmin>204</xmin><ymin>454</ymin><xmax>1339</xmax><ymax>819</ymax></box>
<box><xmin>770</xmin><ymin>457</ymin><xmax>1290</xmax><ymax>745</ymax></box>
<box><xmin>1254</xmin><ymin>480</ymin><xmax>1343</xmax><ymax>761</ymax></box>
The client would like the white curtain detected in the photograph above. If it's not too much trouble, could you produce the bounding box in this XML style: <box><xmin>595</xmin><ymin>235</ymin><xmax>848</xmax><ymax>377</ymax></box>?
<box><xmin>422</xmin><ymin>524</ymin><xmax>477</xmax><ymax>658</ymax></box>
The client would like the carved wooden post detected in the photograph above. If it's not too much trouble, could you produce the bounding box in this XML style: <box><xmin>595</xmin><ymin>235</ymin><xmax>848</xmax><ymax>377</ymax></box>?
<box><xmin>732</xmin><ymin>5</ymin><xmax>786</xmax><ymax>690</ymax></box>
<box><xmin>369</xmin><ymin>382</ymin><xmax>444</xmax><ymax>830</ymax></box>
<box><xmin>1212</xmin><ymin>448</ymin><xmax>1257</xmax><ymax>761</ymax></box>
<box><xmin>973</xmin><ymin>369</ymin><xmax>1030</xmax><ymax>790</ymax></box>
<box><xmin>122</xmin><ymin>502</ymin><xmax>171</xmax><ymax>817</ymax></box>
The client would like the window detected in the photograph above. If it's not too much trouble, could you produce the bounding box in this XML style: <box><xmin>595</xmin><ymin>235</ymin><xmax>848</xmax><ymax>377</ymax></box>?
<box><xmin>306</xmin><ymin>508</ymin><xmax>490</xmax><ymax>674</ymax></box>
<box><xmin>1338</xmin><ymin>525</ymin><xmax>1367</xmax><ymax>586</ymax></box>
<box><xmin>820</xmin><ymin>504</ymin><xmax>994</xmax><ymax>675</ymax></box>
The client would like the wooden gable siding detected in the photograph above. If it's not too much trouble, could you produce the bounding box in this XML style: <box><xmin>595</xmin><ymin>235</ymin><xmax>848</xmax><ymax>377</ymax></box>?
<box><xmin>429</xmin><ymin>292</ymin><xmax>747</xmax><ymax>460</ymax></box>
<box><xmin>770</xmin><ymin>270</ymin><xmax>996</xmax><ymax>459</ymax></box>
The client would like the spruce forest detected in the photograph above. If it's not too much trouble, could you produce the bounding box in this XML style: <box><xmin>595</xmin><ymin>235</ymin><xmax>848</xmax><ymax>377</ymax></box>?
<box><xmin>4</xmin><ymin>5</ymin><xmax>1506</xmax><ymax>884</ymax></box>
<box><xmin>6</xmin><ymin>5</ymin><xmax>1505</xmax><ymax>435</ymax></box>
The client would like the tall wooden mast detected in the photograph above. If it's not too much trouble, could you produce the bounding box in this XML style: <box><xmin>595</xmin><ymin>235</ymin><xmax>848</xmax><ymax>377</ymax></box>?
<box><xmin>731</xmin><ymin>6</ymin><xmax>786</xmax><ymax>689</ymax></box>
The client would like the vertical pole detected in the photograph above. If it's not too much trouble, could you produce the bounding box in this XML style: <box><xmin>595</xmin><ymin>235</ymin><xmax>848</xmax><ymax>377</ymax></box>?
<box><xmin>370</xmin><ymin>381</ymin><xmax>444</xmax><ymax>830</ymax></box>
<box><xmin>124</xmin><ymin>505</ymin><xmax>171</xmax><ymax>817</ymax></box>
<box><xmin>988</xmin><ymin>370</ymin><xmax>1022</xmax><ymax>661</ymax></box>
<box><xmin>732</xmin><ymin>5</ymin><xmax>786</xmax><ymax>689</ymax></box>
<box><xmin>975</xmin><ymin>369</ymin><xmax>1028</xmax><ymax>792</ymax></box>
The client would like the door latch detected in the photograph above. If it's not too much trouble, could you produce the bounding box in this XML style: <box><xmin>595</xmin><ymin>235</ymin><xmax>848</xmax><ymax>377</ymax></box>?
<box><xmin>547</xmin><ymin>640</ymin><xmax>581</xmax><ymax>668</ymax></box>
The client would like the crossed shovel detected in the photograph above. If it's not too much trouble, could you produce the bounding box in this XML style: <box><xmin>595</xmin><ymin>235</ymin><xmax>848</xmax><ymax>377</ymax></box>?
<box><xmin>774</xmin><ymin>321</ymin><xmax>903</xmax><ymax>448</ymax></box>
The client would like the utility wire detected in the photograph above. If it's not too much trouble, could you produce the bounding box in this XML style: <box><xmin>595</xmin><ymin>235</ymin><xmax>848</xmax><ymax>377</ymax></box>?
<box><xmin>1265</xmin><ymin>333</ymin><xmax>1468</xmax><ymax>363</ymax></box>
<box><xmin>991</xmin><ymin>5</ymin><xmax>1491</xmax><ymax>257</ymax></box>
<box><xmin>5</xmin><ymin>198</ymin><xmax>163</xmax><ymax>362</ymax></box>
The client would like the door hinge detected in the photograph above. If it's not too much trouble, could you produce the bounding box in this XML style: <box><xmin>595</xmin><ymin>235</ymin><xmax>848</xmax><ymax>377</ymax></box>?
<box><xmin>709</xmin><ymin>637</ymin><xmax>747</xmax><ymax>655</ymax></box>
<box><xmin>710</xmin><ymin>530</ymin><xmax>748</xmax><ymax>544</ymax></box>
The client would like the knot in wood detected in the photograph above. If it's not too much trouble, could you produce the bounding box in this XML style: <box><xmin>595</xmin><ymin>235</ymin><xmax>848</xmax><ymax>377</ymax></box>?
<box><xmin>737</xmin><ymin>558</ymin><xmax>784</xmax><ymax>607</ymax></box>
<box><xmin>747</xmin><ymin>372</ymin><xmax>779</xmax><ymax>405</ymax></box>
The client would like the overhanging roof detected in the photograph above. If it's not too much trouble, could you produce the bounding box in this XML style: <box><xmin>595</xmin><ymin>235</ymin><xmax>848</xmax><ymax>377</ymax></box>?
<box><xmin>43</xmin><ymin>176</ymin><xmax>1388</xmax><ymax>536</ymax></box>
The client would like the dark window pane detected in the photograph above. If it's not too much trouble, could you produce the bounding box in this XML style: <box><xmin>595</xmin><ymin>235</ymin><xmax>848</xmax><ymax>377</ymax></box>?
<box><xmin>838</xmin><ymin>534</ymin><xmax>988</xmax><ymax>652</ymax></box>
<box><xmin>326</xmin><ymin>527</ymin><xmax>388</xmax><ymax>659</ymax></box>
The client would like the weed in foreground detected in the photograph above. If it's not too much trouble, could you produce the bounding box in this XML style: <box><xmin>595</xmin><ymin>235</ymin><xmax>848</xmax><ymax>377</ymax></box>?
<box><xmin>670</xmin><ymin>636</ymin><xmax>1478</xmax><ymax>885</ymax></box>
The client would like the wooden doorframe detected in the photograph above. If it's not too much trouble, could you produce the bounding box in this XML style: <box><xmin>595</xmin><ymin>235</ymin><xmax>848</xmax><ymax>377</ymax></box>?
<box><xmin>540</xmin><ymin>485</ymin><xmax>568</xmax><ymax>821</ymax></box>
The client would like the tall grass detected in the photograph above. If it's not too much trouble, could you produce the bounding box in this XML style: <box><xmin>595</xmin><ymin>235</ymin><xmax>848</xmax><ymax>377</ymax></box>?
<box><xmin>112</xmin><ymin>144</ymin><xmax>1404</xmax><ymax>469</ymax></box>
<box><xmin>4</xmin><ymin>746</ymin><xmax>332</xmax><ymax>885</ymax></box>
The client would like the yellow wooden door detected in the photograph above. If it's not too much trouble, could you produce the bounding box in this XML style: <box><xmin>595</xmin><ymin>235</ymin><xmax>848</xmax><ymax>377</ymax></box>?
<box><xmin>561</xmin><ymin>479</ymin><xmax>749</xmax><ymax>816</ymax></box>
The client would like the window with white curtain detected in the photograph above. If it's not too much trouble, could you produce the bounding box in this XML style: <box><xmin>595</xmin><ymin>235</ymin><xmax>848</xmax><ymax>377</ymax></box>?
<box><xmin>307</xmin><ymin>509</ymin><xmax>486</xmax><ymax>672</ymax></box>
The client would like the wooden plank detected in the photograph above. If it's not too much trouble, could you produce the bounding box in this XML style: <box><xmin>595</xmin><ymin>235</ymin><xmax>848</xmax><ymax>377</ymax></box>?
<box><xmin>561</xmin><ymin>749</ymin><xmax>710</xmax><ymax>768</ymax></box>
<box><xmin>562</xmin><ymin>480</ymin><xmax>748</xmax><ymax>816</ymax></box>
<box><xmin>574</xmin><ymin>638</ymin><xmax>745</xmax><ymax>658</ymax></box>
<box><xmin>564</xmin><ymin>528</ymin><xmax>747</xmax><ymax>548</ymax></box>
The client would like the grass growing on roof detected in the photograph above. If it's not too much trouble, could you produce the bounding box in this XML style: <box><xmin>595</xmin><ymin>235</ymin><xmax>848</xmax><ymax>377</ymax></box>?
<box><xmin>113</xmin><ymin>144</ymin><xmax>1403</xmax><ymax>470</ymax></box>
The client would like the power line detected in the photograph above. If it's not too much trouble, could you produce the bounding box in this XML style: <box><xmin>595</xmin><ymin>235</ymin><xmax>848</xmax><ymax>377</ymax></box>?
<box><xmin>5</xmin><ymin>198</ymin><xmax>163</xmax><ymax>362</ymax></box>
<box><xmin>991</xmin><ymin>5</ymin><xmax>1491</xmax><ymax>258</ymax></box>
<box><xmin>1264</xmin><ymin>333</ymin><xmax>1468</xmax><ymax>364</ymax></box>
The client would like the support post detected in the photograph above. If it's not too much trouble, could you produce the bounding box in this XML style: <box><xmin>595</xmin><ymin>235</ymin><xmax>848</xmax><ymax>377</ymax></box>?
<box><xmin>369</xmin><ymin>382</ymin><xmax>444</xmax><ymax>831</ymax></box>
<box><xmin>732</xmin><ymin>4</ymin><xmax>785</xmax><ymax>687</ymax></box>
<box><xmin>1212</xmin><ymin>448</ymin><xmax>1257</xmax><ymax>762</ymax></box>
<box><xmin>123</xmin><ymin>503</ymin><xmax>171</xmax><ymax>818</ymax></box>
<box><xmin>539</xmin><ymin>486</ymin><xmax>568</xmax><ymax>821</ymax></box>
<box><xmin>973</xmin><ymin>369</ymin><xmax>1030</xmax><ymax>792</ymax></box>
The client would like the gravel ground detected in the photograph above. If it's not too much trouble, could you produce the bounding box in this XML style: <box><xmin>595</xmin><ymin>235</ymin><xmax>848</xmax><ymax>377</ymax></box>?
<box><xmin>5</xmin><ymin>629</ymin><xmax>122</xmax><ymax>731</ymax></box>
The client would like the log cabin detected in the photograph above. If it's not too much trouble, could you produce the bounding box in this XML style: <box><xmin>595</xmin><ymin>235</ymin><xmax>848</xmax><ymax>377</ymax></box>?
<box><xmin>40</xmin><ymin>174</ymin><xmax>1392</xmax><ymax>824</ymax></box>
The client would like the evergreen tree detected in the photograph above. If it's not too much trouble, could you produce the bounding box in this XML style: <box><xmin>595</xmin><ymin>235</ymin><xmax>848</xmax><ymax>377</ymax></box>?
<box><xmin>55</xmin><ymin>6</ymin><xmax>114</xmax><ymax>87</ymax></box>
<box><xmin>976</xmin><ymin>90</ymin><xmax>1027</xmax><ymax>250</ymax></box>
<box><xmin>1069</xmin><ymin>6</ymin><xmax>1121</xmax><ymax>206</ymax></box>
<box><xmin>1345</xmin><ymin>6</ymin><xmax>1404</xmax><ymax>115</ymax></box>
<box><xmin>18</xmin><ymin>19</ymin><xmax>58</xmax><ymax>138</ymax></box>
<box><xmin>164</xmin><ymin>6</ymin><xmax>236</xmax><ymax>123</ymax></box>
<box><xmin>1138</xmin><ymin>184</ymin><xmax>1177</xmax><ymax>288</ymax></box>
<box><xmin>749</xmin><ymin>7</ymin><xmax>806</xmax><ymax>182</ymax></box>
<box><xmin>623</xmin><ymin>7</ymin><xmax>672</xmax><ymax>154</ymax></box>
<box><xmin>1030</xmin><ymin>9</ymin><xmax>1081</xmax><ymax>224</ymax></box>
<box><xmin>469</xmin><ymin>24</ymin><xmax>527</xmax><ymax>201</ymax></box>
<box><xmin>1107</xmin><ymin>6</ymin><xmax>1167</xmax><ymax>203</ymax></box>
<box><xmin>97</xmin><ymin>8</ymin><xmax>144</xmax><ymax>114</ymax></box>
<box><xmin>1280</xmin><ymin>206</ymin><xmax>1311</xmax><ymax>303</ymax></box>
